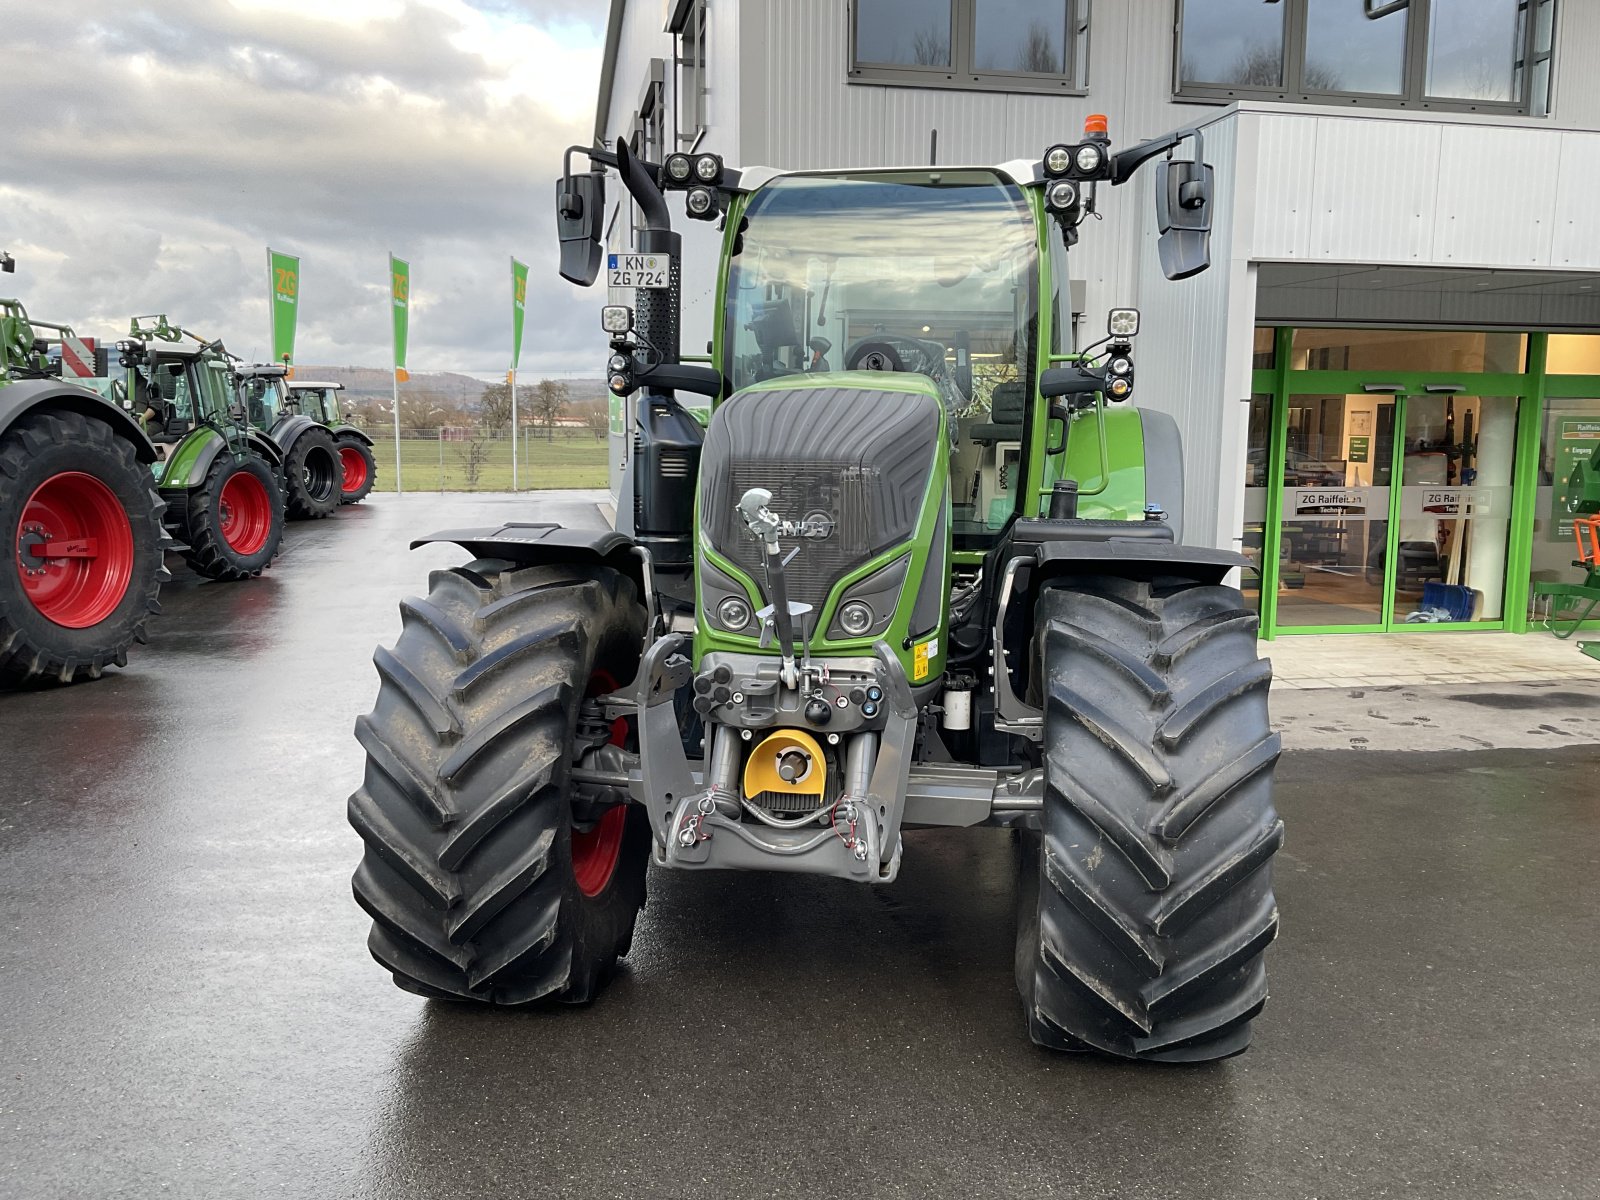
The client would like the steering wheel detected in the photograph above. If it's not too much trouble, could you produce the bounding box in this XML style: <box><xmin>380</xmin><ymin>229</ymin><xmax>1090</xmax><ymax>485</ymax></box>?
<box><xmin>847</xmin><ymin>340</ymin><xmax>903</xmax><ymax>373</ymax></box>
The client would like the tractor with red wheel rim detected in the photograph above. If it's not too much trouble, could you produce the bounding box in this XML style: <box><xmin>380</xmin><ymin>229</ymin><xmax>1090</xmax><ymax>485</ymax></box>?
<box><xmin>284</xmin><ymin>380</ymin><xmax>376</xmax><ymax>504</ymax></box>
<box><xmin>0</xmin><ymin>281</ymin><xmax>170</xmax><ymax>686</ymax></box>
<box><xmin>233</xmin><ymin>363</ymin><xmax>343</xmax><ymax>520</ymax></box>
<box><xmin>106</xmin><ymin>316</ymin><xmax>285</xmax><ymax>582</ymax></box>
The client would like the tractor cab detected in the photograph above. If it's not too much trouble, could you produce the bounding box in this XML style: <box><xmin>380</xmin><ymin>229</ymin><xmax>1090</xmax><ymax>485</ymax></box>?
<box><xmin>103</xmin><ymin>319</ymin><xmax>241</xmax><ymax>458</ymax></box>
<box><xmin>284</xmin><ymin>380</ymin><xmax>346</xmax><ymax>425</ymax></box>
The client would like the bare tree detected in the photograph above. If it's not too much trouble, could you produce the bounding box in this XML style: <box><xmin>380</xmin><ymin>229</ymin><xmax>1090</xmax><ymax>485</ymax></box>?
<box><xmin>1017</xmin><ymin>21</ymin><xmax>1060</xmax><ymax>73</ymax></box>
<box><xmin>577</xmin><ymin>400</ymin><xmax>611</xmax><ymax>441</ymax></box>
<box><xmin>458</xmin><ymin>437</ymin><xmax>492</xmax><ymax>489</ymax></box>
<box><xmin>478</xmin><ymin>380</ymin><xmax>513</xmax><ymax>431</ymax></box>
<box><xmin>531</xmin><ymin>378</ymin><xmax>570</xmax><ymax>442</ymax></box>
<box><xmin>911</xmin><ymin>25</ymin><xmax>948</xmax><ymax>66</ymax></box>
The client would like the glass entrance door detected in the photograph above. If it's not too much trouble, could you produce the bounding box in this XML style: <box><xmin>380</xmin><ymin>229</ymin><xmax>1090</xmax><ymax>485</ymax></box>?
<box><xmin>1276</xmin><ymin>392</ymin><xmax>1396</xmax><ymax>629</ymax></box>
<box><xmin>1272</xmin><ymin>389</ymin><xmax>1519</xmax><ymax>632</ymax></box>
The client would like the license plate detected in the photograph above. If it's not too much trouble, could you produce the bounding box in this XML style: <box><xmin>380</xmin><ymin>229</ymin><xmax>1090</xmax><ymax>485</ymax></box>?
<box><xmin>608</xmin><ymin>253</ymin><xmax>671</xmax><ymax>290</ymax></box>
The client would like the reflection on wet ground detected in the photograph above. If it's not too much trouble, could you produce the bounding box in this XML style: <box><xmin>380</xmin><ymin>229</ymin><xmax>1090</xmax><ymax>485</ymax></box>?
<box><xmin>1</xmin><ymin>494</ymin><xmax>1597</xmax><ymax>1199</ymax></box>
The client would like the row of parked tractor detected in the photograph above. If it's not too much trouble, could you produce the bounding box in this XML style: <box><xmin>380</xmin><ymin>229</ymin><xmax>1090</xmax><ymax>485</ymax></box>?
<box><xmin>1</xmin><ymin>284</ymin><xmax>377</xmax><ymax>688</ymax></box>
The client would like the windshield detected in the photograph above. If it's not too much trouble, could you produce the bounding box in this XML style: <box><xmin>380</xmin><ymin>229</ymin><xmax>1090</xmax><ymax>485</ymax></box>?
<box><xmin>240</xmin><ymin>376</ymin><xmax>285</xmax><ymax>427</ymax></box>
<box><xmin>725</xmin><ymin>170</ymin><xmax>1039</xmax><ymax>534</ymax></box>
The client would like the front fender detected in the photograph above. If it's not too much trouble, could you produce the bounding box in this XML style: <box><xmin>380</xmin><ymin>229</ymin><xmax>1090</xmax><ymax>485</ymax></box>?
<box><xmin>248</xmin><ymin>429</ymin><xmax>284</xmax><ymax>469</ymax></box>
<box><xmin>158</xmin><ymin>426</ymin><xmax>229</xmax><ymax>490</ymax></box>
<box><xmin>329</xmin><ymin>423</ymin><xmax>374</xmax><ymax>447</ymax></box>
<box><xmin>0</xmin><ymin>378</ymin><xmax>159</xmax><ymax>463</ymax></box>
<box><xmin>412</xmin><ymin>522</ymin><xmax>647</xmax><ymax>601</ymax></box>
<box><xmin>268</xmin><ymin>413</ymin><xmax>319</xmax><ymax>456</ymax></box>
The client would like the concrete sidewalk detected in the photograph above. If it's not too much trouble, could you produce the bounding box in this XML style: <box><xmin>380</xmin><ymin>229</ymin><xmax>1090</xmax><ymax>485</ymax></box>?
<box><xmin>1266</xmin><ymin>630</ymin><xmax>1598</xmax><ymax>689</ymax></box>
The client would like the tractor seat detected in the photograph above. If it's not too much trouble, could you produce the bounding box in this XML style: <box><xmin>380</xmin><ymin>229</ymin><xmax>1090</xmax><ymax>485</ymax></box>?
<box><xmin>970</xmin><ymin>381</ymin><xmax>1026</xmax><ymax>445</ymax></box>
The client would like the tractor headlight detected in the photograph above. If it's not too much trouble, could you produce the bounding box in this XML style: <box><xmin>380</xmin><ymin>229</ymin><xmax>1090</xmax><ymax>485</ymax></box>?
<box><xmin>1044</xmin><ymin>144</ymin><xmax>1073</xmax><ymax>177</ymax></box>
<box><xmin>685</xmin><ymin>186</ymin><xmax>716</xmax><ymax>218</ymax></box>
<box><xmin>609</xmin><ymin>372</ymin><xmax>632</xmax><ymax>395</ymax></box>
<box><xmin>601</xmin><ymin>305</ymin><xmax>633</xmax><ymax>334</ymax></box>
<box><xmin>694</xmin><ymin>153</ymin><xmax>722</xmax><ymax>183</ymax></box>
<box><xmin>664</xmin><ymin>153</ymin><xmax>693</xmax><ymax>184</ymax></box>
<box><xmin>1046</xmin><ymin>180</ymin><xmax>1078</xmax><ymax>212</ymax></box>
<box><xmin>1108</xmin><ymin>308</ymin><xmax>1141</xmax><ymax>338</ymax></box>
<box><xmin>1074</xmin><ymin>143</ymin><xmax>1104</xmax><ymax>175</ymax></box>
<box><xmin>607</xmin><ymin>353</ymin><xmax>631</xmax><ymax>374</ymax></box>
<box><xmin>1107</xmin><ymin>377</ymin><xmax>1133</xmax><ymax>400</ymax></box>
<box><xmin>1108</xmin><ymin>356</ymin><xmax>1132</xmax><ymax>376</ymax></box>
<box><xmin>717</xmin><ymin>596</ymin><xmax>752</xmax><ymax>632</ymax></box>
<box><xmin>838</xmin><ymin>601</ymin><xmax>875</xmax><ymax>637</ymax></box>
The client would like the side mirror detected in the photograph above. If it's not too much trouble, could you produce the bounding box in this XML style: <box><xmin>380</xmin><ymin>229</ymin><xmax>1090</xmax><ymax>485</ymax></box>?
<box><xmin>556</xmin><ymin>171</ymin><xmax>606</xmax><ymax>286</ymax></box>
<box><xmin>1155</xmin><ymin>158</ymin><xmax>1214</xmax><ymax>281</ymax></box>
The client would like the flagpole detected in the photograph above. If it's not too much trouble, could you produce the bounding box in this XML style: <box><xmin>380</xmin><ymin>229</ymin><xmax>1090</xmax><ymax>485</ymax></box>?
<box><xmin>390</xmin><ymin>251</ymin><xmax>404</xmax><ymax>495</ymax></box>
<box><xmin>510</xmin><ymin>368</ymin><xmax>519</xmax><ymax>492</ymax></box>
<box><xmin>266</xmin><ymin>247</ymin><xmax>276</xmax><ymax>361</ymax></box>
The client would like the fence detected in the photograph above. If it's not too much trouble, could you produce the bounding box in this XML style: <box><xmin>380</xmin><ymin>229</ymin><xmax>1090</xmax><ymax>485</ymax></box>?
<box><xmin>367</xmin><ymin>427</ymin><xmax>611</xmax><ymax>492</ymax></box>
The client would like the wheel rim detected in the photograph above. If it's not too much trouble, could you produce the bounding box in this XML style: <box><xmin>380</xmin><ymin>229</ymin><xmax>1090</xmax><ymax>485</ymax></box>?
<box><xmin>218</xmin><ymin>468</ymin><xmax>272</xmax><ymax>555</ymax></box>
<box><xmin>15</xmin><ymin>471</ymin><xmax>136</xmax><ymax>629</ymax></box>
<box><xmin>339</xmin><ymin>446</ymin><xmax>369</xmax><ymax>495</ymax></box>
<box><xmin>303</xmin><ymin>445</ymin><xmax>338</xmax><ymax>504</ymax></box>
<box><xmin>572</xmin><ymin>668</ymin><xmax>629</xmax><ymax>898</ymax></box>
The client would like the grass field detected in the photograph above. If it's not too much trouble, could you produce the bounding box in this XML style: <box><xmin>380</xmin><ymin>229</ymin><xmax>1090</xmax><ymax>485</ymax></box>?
<box><xmin>369</xmin><ymin>434</ymin><xmax>611</xmax><ymax>491</ymax></box>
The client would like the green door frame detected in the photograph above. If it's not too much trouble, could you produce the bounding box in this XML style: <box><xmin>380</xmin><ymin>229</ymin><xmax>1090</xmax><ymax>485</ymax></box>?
<box><xmin>1248</xmin><ymin>328</ymin><xmax>1582</xmax><ymax>640</ymax></box>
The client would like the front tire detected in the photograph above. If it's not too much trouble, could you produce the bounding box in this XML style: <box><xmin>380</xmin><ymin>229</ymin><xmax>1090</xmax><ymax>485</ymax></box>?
<box><xmin>173</xmin><ymin>453</ymin><xmax>283</xmax><ymax>581</ymax></box>
<box><xmin>282</xmin><ymin>428</ymin><xmax>341</xmax><ymax>520</ymax></box>
<box><xmin>1017</xmin><ymin>576</ymin><xmax>1283</xmax><ymax>1062</ymax></box>
<box><xmin>350</xmin><ymin>561</ymin><xmax>650</xmax><ymax>1006</ymax></box>
<box><xmin>0</xmin><ymin>410</ymin><xmax>167</xmax><ymax>686</ymax></box>
<box><xmin>336</xmin><ymin>437</ymin><xmax>377</xmax><ymax>504</ymax></box>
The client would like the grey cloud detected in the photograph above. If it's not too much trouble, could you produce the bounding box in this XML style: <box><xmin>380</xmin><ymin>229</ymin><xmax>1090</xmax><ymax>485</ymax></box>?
<box><xmin>1</xmin><ymin>0</ymin><xmax>608</xmax><ymax>376</ymax></box>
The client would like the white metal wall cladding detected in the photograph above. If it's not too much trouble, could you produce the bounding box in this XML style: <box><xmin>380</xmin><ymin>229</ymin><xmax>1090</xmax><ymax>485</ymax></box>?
<box><xmin>1246</xmin><ymin>110</ymin><xmax>1600</xmax><ymax>272</ymax></box>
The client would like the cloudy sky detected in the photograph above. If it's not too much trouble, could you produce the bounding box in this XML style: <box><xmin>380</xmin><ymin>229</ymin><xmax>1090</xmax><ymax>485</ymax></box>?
<box><xmin>1</xmin><ymin>0</ymin><xmax>606</xmax><ymax>377</ymax></box>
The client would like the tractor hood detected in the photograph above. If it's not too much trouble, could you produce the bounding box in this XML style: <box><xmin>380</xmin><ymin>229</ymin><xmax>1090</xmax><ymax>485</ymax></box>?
<box><xmin>696</xmin><ymin>372</ymin><xmax>952</xmax><ymax>681</ymax></box>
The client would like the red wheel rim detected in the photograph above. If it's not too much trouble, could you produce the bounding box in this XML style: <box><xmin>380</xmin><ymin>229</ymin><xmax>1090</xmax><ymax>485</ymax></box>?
<box><xmin>572</xmin><ymin>668</ymin><xmax>630</xmax><ymax>898</ymax></box>
<box><xmin>339</xmin><ymin>446</ymin><xmax>369</xmax><ymax>495</ymax></box>
<box><xmin>16</xmin><ymin>471</ymin><xmax>135</xmax><ymax>629</ymax></box>
<box><xmin>218</xmin><ymin>469</ymin><xmax>272</xmax><ymax>556</ymax></box>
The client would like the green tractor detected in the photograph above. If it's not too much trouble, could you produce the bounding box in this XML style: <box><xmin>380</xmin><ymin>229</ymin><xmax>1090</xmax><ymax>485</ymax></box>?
<box><xmin>233</xmin><ymin>362</ymin><xmax>342</xmax><ymax>520</ymax></box>
<box><xmin>284</xmin><ymin>379</ymin><xmax>377</xmax><ymax>504</ymax></box>
<box><xmin>106</xmin><ymin>317</ymin><xmax>285</xmax><ymax>581</ymax></box>
<box><xmin>350</xmin><ymin>119</ymin><xmax>1283</xmax><ymax>1062</ymax></box>
<box><xmin>0</xmin><ymin>275</ymin><xmax>169</xmax><ymax>686</ymax></box>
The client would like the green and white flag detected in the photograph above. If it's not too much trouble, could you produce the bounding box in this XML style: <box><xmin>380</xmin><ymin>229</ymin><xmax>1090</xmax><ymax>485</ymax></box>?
<box><xmin>511</xmin><ymin>257</ymin><xmax>529</xmax><ymax>371</ymax></box>
<box><xmin>390</xmin><ymin>254</ymin><xmax>410</xmax><ymax>382</ymax></box>
<box><xmin>268</xmin><ymin>249</ymin><xmax>299</xmax><ymax>370</ymax></box>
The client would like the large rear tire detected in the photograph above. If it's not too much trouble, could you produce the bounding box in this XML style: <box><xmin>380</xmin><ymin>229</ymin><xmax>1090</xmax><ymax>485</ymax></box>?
<box><xmin>173</xmin><ymin>452</ymin><xmax>284</xmax><ymax>581</ymax></box>
<box><xmin>1016</xmin><ymin>576</ymin><xmax>1283</xmax><ymax>1062</ymax></box>
<box><xmin>0</xmin><ymin>410</ymin><xmax>167</xmax><ymax>686</ymax></box>
<box><xmin>336</xmin><ymin>436</ymin><xmax>376</xmax><ymax>504</ymax></box>
<box><xmin>282</xmin><ymin>427</ymin><xmax>341</xmax><ymax>520</ymax></box>
<box><xmin>350</xmin><ymin>561</ymin><xmax>650</xmax><ymax>1005</ymax></box>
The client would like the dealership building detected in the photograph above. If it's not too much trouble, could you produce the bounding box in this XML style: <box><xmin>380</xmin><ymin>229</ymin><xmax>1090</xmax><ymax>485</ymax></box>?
<box><xmin>594</xmin><ymin>0</ymin><xmax>1600</xmax><ymax>639</ymax></box>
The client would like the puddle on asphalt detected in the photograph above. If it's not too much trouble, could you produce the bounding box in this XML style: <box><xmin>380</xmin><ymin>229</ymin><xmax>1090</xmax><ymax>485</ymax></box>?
<box><xmin>1444</xmin><ymin>691</ymin><xmax>1600</xmax><ymax>710</ymax></box>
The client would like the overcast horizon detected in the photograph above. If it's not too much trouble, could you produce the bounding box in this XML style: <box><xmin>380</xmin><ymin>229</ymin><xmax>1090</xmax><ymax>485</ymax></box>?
<box><xmin>1</xmin><ymin>0</ymin><xmax>609</xmax><ymax>376</ymax></box>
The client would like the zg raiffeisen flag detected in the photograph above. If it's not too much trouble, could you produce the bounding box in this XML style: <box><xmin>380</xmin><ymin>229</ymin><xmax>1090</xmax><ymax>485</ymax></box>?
<box><xmin>268</xmin><ymin>249</ymin><xmax>299</xmax><ymax>370</ymax></box>
<box><xmin>390</xmin><ymin>254</ymin><xmax>410</xmax><ymax>383</ymax></box>
<box><xmin>511</xmin><ymin>257</ymin><xmax>529</xmax><ymax>371</ymax></box>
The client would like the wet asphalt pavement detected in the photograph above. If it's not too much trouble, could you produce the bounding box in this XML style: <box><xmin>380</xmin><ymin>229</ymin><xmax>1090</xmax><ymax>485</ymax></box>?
<box><xmin>2</xmin><ymin>493</ymin><xmax>1599</xmax><ymax>1200</ymax></box>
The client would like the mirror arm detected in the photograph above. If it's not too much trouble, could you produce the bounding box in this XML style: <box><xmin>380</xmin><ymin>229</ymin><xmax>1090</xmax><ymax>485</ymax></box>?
<box><xmin>1111</xmin><ymin>126</ymin><xmax>1204</xmax><ymax>185</ymax></box>
<box><xmin>616</xmin><ymin>138</ymin><xmax>672</xmax><ymax>233</ymax></box>
<box><xmin>634</xmin><ymin>361</ymin><xmax>722</xmax><ymax>398</ymax></box>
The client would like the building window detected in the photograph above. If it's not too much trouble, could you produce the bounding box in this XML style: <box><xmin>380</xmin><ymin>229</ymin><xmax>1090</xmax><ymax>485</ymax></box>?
<box><xmin>668</xmin><ymin>0</ymin><xmax>708</xmax><ymax>147</ymax></box>
<box><xmin>1175</xmin><ymin>0</ymin><xmax>1556</xmax><ymax>115</ymax></box>
<box><xmin>850</xmin><ymin>0</ymin><xmax>1090</xmax><ymax>94</ymax></box>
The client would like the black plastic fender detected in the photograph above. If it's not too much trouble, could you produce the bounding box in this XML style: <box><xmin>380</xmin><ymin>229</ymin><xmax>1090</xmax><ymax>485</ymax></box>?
<box><xmin>412</xmin><ymin>522</ymin><xmax>647</xmax><ymax>597</ymax></box>
<box><xmin>267</xmin><ymin>413</ymin><xmax>320</xmax><ymax>458</ymax></box>
<box><xmin>248</xmin><ymin>428</ymin><xmax>284</xmax><ymax>469</ymax></box>
<box><xmin>1032</xmin><ymin>539</ymin><xmax>1250</xmax><ymax>587</ymax></box>
<box><xmin>328</xmin><ymin>423</ymin><xmax>374</xmax><ymax>447</ymax></box>
<box><xmin>0</xmin><ymin>378</ymin><xmax>159</xmax><ymax>464</ymax></box>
